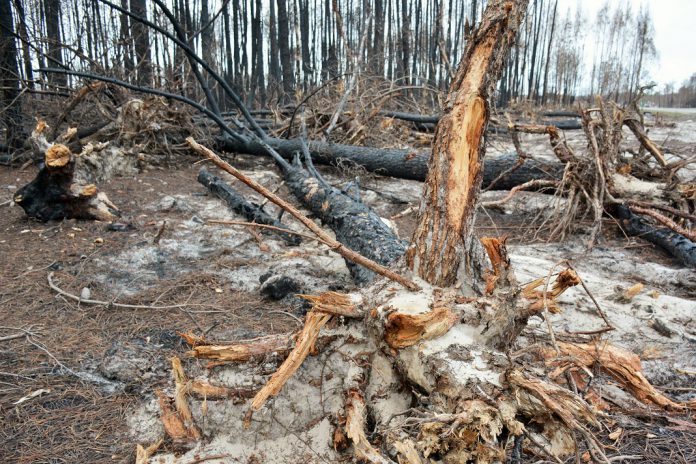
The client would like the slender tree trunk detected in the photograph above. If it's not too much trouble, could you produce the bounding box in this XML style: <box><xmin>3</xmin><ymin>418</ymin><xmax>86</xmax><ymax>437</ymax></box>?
<box><xmin>43</xmin><ymin>0</ymin><xmax>66</xmax><ymax>87</ymax></box>
<box><xmin>12</xmin><ymin>0</ymin><xmax>34</xmax><ymax>90</ymax></box>
<box><xmin>407</xmin><ymin>0</ymin><xmax>529</xmax><ymax>292</ymax></box>
<box><xmin>277</xmin><ymin>0</ymin><xmax>294</xmax><ymax>100</ymax></box>
<box><xmin>130</xmin><ymin>0</ymin><xmax>151</xmax><ymax>86</ymax></box>
<box><xmin>119</xmin><ymin>0</ymin><xmax>134</xmax><ymax>79</ymax></box>
<box><xmin>541</xmin><ymin>0</ymin><xmax>557</xmax><ymax>104</ymax></box>
<box><xmin>0</xmin><ymin>0</ymin><xmax>25</xmax><ymax>150</ymax></box>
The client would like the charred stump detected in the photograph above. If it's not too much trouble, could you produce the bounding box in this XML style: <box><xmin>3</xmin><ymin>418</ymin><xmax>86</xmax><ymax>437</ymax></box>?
<box><xmin>14</xmin><ymin>143</ymin><xmax>119</xmax><ymax>222</ymax></box>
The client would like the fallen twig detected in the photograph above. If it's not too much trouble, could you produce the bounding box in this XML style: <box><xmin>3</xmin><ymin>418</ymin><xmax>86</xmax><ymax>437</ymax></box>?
<box><xmin>47</xmin><ymin>272</ymin><xmax>216</xmax><ymax>310</ymax></box>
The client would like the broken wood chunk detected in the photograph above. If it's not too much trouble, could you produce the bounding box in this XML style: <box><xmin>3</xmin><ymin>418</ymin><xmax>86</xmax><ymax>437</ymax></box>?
<box><xmin>171</xmin><ymin>357</ymin><xmax>201</xmax><ymax>441</ymax></box>
<box><xmin>522</xmin><ymin>269</ymin><xmax>580</xmax><ymax>314</ymax></box>
<box><xmin>298</xmin><ymin>291</ymin><xmax>364</xmax><ymax>318</ymax></box>
<box><xmin>155</xmin><ymin>389</ymin><xmax>195</xmax><ymax>446</ymax></box>
<box><xmin>185</xmin><ymin>333</ymin><xmax>292</xmax><ymax>363</ymax></box>
<box><xmin>345</xmin><ymin>390</ymin><xmax>394</xmax><ymax>464</ymax></box>
<box><xmin>384</xmin><ymin>306</ymin><xmax>458</xmax><ymax>349</ymax></box>
<box><xmin>543</xmin><ymin>342</ymin><xmax>695</xmax><ymax>411</ymax></box>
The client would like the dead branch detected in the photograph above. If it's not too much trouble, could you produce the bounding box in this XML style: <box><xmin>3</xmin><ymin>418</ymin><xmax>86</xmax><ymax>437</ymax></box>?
<box><xmin>198</xmin><ymin>168</ymin><xmax>301</xmax><ymax>245</ymax></box>
<box><xmin>47</xmin><ymin>272</ymin><xmax>218</xmax><ymax>310</ymax></box>
<box><xmin>628</xmin><ymin>204</ymin><xmax>696</xmax><ymax>242</ymax></box>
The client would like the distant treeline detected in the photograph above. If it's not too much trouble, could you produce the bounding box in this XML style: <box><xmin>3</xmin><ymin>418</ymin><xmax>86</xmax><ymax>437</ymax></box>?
<box><xmin>0</xmin><ymin>0</ymin><xmax>668</xmax><ymax>109</ymax></box>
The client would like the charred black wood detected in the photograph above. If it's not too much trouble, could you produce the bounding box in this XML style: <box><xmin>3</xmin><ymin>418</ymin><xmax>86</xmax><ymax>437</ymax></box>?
<box><xmin>616</xmin><ymin>205</ymin><xmax>696</xmax><ymax>268</ymax></box>
<box><xmin>198</xmin><ymin>168</ymin><xmax>300</xmax><ymax>246</ymax></box>
<box><xmin>218</xmin><ymin>136</ymin><xmax>565</xmax><ymax>189</ymax></box>
<box><xmin>14</xmin><ymin>146</ymin><xmax>119</xmax><ymax>222</ymax></box>
<box><xmin>283</xmin><ymin>165</ymin><xmax>406</xmax><ymax>283</ymax></box>
<box><xmin>542</xmin><ymin>110</ymin><xmax>581</xmax><ymax>118</ymax></box>
<box><xmin>378</xmin><ymin>111</ymin><xmax>582</xmax><ymax>130</ymax></box>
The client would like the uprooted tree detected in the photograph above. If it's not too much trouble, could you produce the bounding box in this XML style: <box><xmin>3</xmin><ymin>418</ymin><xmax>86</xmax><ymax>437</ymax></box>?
<box><xmin>9</xmin><ymin>0</ymin><xmax>696</xmax><ymax>462</ymax></box>
<box><xmin>135</xmin><ymin>2</ymin><xmax>693</xmax><ymax>463</ymax></box>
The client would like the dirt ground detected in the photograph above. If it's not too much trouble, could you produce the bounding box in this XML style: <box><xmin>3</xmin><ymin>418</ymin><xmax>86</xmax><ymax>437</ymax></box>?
<box><xmin>1</xmin><ymin>122</ymin><xmax>695</xmax><ymax>463</ymax></box>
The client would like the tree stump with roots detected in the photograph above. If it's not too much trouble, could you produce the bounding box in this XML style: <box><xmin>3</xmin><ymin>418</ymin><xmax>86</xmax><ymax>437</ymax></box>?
<box><xmin>13</xmin><ymin>122</ymin><xmax>119</xmax><ymax>222</ymax></box>
<box><xmin>142</xmin><ymin>2</ymin><xmax>694</xmax><ymax>463</ymax></box>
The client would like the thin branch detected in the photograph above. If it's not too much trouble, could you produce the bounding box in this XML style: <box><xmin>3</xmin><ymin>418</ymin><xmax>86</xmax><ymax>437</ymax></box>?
<box><xmin>629</xmin><ymin>205</ymin><xmax>696</xmax><ymax>242</ymax></box>
<box><xmin>47</xmin><ymin>272</ymin><xmax>216</xmax><ymax>310</ymax></box>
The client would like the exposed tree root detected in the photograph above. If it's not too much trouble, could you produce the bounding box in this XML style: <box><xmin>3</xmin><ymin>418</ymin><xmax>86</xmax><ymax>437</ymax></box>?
<box><xmin>543</xmin><ymin>342</ymin><xmax>696</xmax><ymax>411</ymax></box>
<box><xmin>244</xmin><ymin>310</ymin><xmax>332</xmax><ymax>426</ymax></box>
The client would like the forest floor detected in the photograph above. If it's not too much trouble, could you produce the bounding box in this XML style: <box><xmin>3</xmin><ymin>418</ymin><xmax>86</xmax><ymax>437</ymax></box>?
<box><xmin>1</xmin><ymin>117</ymin><xmax>695</xmax><ymax>463</ymax></box>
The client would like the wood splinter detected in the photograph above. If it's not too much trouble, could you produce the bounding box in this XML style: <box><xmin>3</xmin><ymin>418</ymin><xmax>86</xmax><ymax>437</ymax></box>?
<box><xmin>244</xmin><ymin>309</ymin><xmax>332</xmax><ymax>427</ymax></box>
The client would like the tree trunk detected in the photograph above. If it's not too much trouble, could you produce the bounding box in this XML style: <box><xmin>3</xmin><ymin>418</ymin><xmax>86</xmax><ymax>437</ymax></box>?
<box><xmin>43</xmin><ymin>0</ymin><xmax>66</xmax><ymax>87</ymax></box>
<box><xmin>12</xmin><ymin>0</ymin><xmax>34</xmax><ymax>90</ymax></box>
<box><xmin>277</xmin><ymin>0</ymin><xmax>294</xmax><ymax>100</ymax></box>
<box><xmin>130</xmin><ymin>0</ymin><xmax>152</xmax><ymax>86</ymax></box>
<box><xmin>218</xmin><ymin>135</ymin><xmax>566</xmax><ymax>189</ymax></box>
<box><xmin>0</xmin><ymin>0</ymin><xmax>25</xmax><ymax>151</ymax></box>
<box><xmin>408</xmin><ymin>0</ymin><xmax>530</xmax><ymax>291</ymax></box>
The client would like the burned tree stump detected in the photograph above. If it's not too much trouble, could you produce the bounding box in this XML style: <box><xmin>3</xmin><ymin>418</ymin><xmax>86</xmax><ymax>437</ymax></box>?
<box><xmin>14</xmin><ymin>143</ymin><xmax>119</xmax><ymax>222</ymax></box>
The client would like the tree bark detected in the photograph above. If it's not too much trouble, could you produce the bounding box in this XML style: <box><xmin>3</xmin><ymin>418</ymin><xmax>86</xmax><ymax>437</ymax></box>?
<box><xmin>198</xmin><ymin>168</ymin><xmax>301</xmax><ymax>246</ymax></box>
<box><xmin>217</xmin><ymin>136</ymin><xmax>565</xmax><ymax>189</ymax></box>
<box><xmin>43</xmin><ymin>0</ymin><xmax>66</xmax><ymax>87</ymax></box>
<box><xmin>277</xmin><ymin>0</ymin><xmax>294</xmax><ymax>100</ymax></box>
<box><xmin>407</xmin><ymin>0</ymin><xmax>529</xmax><ymax>290</ymax></box>
<box><xmin>0</xmin><ymin>0</ymin><xmax>25</xmax><ymax>151</ymax></box>
<box><xmin>130</xmin><ymin>0</ymin><xmax>152</xmax><ymax>86</ymax></box>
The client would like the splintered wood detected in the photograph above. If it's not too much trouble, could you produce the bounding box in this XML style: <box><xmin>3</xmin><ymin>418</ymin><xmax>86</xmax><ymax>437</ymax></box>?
<box><xmin>244</xmin><ymin>309</ymin><xmax>332</xmax><ymax>427</ymax></box>
<box><xmin>184</xmin><ymin>333</ymin><xmax>292</xmax><ymax>366</ymax></box>
<box><xmin>345</xmin><ymin>391</ymin><xmax>394</xmax><ymax>464</ymax></box>
<box><xmin>171</xmin><ymin>357</ymin><xmax>201</xmax><ymax>441</ymax></box>
<box><xmin>522</xmin><ymin>269</ymin><xmax>581</xmax><ymax>314</ymax></box>
<box><xmin>544</xmin><ymin>342</ymin><xmax>696</xmax><ymax>411</ymax></box>
<box><xmin>480</xmin><ymin>236</ymin><xmax>514</xmax><ymax>294</ymax></box>
<box><xmin>384</xmin><ymin>306</ymin><xmax>458</xmax><ymax>349</ymax></box>
<box><xmin>298</xmin><ymin>291</ymin><xmax>363</xmax><ymax>318</ymax></box>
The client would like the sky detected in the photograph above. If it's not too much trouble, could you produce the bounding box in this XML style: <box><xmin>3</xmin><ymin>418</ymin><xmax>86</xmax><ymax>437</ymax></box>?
<box><xmin>559</xmin><ymin>0</ymin><xmax>696</xmax><ymax>90</ymax></box>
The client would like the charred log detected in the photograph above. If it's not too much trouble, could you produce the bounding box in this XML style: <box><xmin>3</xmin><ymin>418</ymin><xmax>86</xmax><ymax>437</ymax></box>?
<box><xmin>218</xmin><ymin>136</ymin><xmax>565</xmax><ymax>189</ymax></box>
<box><xmin>378</xmin><ymin>110</ymin><xmax>582</xmax><ymax>131</ymax></box>
<box><xmin>616</xmin><ymin>205</ymin><xmax>696</xmax><ymax>268</ymax></box>
<box><xmin>14</xmin><ymin>144</ymin><xmax>119</xmax><ymax>222</ymax></box>
<box><xmin>282</xmin><ymin>165</ymin><xmax>406</xmax><ymax>283</ymax></box>
<box><xmin>198</xmin><ymin>168</ymin><xmax>300</xmax><ymax>246</ymax></box>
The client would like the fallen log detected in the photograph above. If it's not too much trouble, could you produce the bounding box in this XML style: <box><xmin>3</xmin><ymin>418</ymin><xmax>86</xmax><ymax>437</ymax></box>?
<box><xmin>378</xmin><ymin>110</ymin><xmax>582</xmax><ymax>131</ymax></box>
<box><xmin>198</xmin><ymin>168</ymin><xmax>300</xmax><ymax>245</ymax></box>
<box><xmin>616</xmin><ymin>205</ymin><xmax>696</xmax><ymax>268</ymax></box>
<box><xmin>542</xmin><ymin>110</ymin><xmax>581</xmax><ymax>118</ymax></box>
<box><xmin>190</xmin><ymin>138</ymin><xmax>411</xmax><ymax>286</ymax></box>
<box><xmin>218</xmin><ymin>136</ymin><xmax>566</xmax><ymax>189</ymax></box>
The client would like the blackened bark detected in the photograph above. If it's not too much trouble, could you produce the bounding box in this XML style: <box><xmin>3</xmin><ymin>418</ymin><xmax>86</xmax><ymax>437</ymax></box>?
<box><xmin>198</xmin><ymin>168</ymin><xmax>300</xmax><ymax>246</ymax></box>
<box><xmin>43</xmin><ymin>0</ymin><xmax>66</xmax><ymax>86</ymax></box>
<box><xmin>217</xmin><ymin>136</ymin><xmax>565</xmax><ymax>189</ymax></box>
<box><xmin>0</xmin><ymin>0</ymin><xmax>25</xmax><ymax>151</ymax></box>
<box><xmin>616</xmin><ymin>205</ymin><xmax>696</xmax><ymax>269</ymax></box>
<box><xmin>277</xmin><ymin>0</ymin><xmax>294</xmax><ymax>100</ymax></box>
<box><xmin>282</xmin><ymin>166</ymin><xmax>406</xmax><ymax>283</ymax></box>
<box><xmin>130</xmin><ymin>0</ymin><xmax>152</xmax><ymax>86</ymax></box>
<box><xmin>268</xmin><ymin>0</ymin><xmax>281</xmax><ymax>92</ymax></box>
<box><xmin>298</xmin><ymin>0</ymin><xmax>312</xmax><ymax>87</ymax></box>
<box><xmin>119</xmin><ymin>0</ymin><xmax>134</xmax><ymax>77</ymax></box>
<box><xmin>11</xmin><ymin>0</ymin><xmax>33</xmax><ymax>89</ymax></box>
